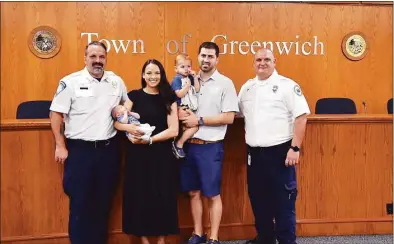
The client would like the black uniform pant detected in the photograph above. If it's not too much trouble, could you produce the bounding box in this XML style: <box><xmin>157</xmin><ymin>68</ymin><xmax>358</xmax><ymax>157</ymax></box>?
<box><xmin>64</xmin><ymin>136</ymin><xmax>121</xmax><ymax>244</ymax></box>
<box><xmin>247</xmin><ymin>140</ymin><xmax>297</xmax><ymax>244</ymax></box>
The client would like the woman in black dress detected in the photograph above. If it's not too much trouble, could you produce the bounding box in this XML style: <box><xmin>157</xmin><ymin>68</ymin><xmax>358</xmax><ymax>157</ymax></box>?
<box><xmin>116</xmin><ymin>59</ymin><xmax>179</xmax><ymax>244</ymax></box>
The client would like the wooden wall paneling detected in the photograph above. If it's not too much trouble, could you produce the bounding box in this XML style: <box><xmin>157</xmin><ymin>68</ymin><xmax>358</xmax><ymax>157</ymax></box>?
<box><xmin>1</xmin><ymin>1</ymin><xmax>393</xmax><ymax>242</ymax></box>
<box><xmin>1</xmin><ymin>131</ymin><xmax>67</xmax><ymax>238</ymax></box>
<box><xmin>297</xmin><ymin>222</ymin><xmax>393</xmax><ymax>236</ymax></box>
<box><xmin>1</xmin><ymin>116</ymin><xmax>392</xmax><ymax>243</ymax></box>
<box><xmin>75</xmin><ymin>2</ymin><xmax>166</xmax><ymax>92</ymax></box>
<box><xmin>1</xmin><ymin>2</ymin><xmax>80</xmax><ymax>118</ymax></box>
<box><xmin>221</xmin><ymin>121</ymin><xmax>248</xmax><ymax>225</ymax></box>
<box><xmin>361</xmin><ymin>2</ymin><xmax>393</xmax><ymax>5</ymax></box>
<box><xmin>1</xmin><ymin>2</ymin><xmax>393</xmax><ymax>118</ymax></box>
<box><xmin>296</xmin><ymin>120</ymin><xmax>393</xmax><ymax>236</ymax></box>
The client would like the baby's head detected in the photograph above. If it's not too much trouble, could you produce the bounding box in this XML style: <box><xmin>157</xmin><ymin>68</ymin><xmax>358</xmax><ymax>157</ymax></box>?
<box><xmin>175</xmin><ymin>54</ymin><xmax>192</xmax><ymax>77</ymax></box>
<box><xmin>111</xmin><ymin>105</ymin><xmax>127</xmax><ymax>120</ymax></box>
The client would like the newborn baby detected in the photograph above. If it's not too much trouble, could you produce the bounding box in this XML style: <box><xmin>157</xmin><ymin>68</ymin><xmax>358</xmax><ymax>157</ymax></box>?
<box><xmin>111</xmin><ymin>105</ymin><xmax>155</xmax><ymax>141</ymax></box>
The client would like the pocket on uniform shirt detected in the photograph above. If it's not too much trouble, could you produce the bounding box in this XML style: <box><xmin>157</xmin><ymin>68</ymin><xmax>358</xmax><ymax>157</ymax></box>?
<box><xmin>108</xmin><ymin>88</ymin><xmax>121</xmax><ymax>97</ymax></box>
<box><xmin>240</xmin><ymin>98</ymin><xmax>254</xmax><ymax>114</ymax></box>
<box><xmin>75</xmin><ymin>89</ymin><xmax>94</xmax><ymax>97</ymax></box>
<box><xmin>107</xmin><ymin>91</ymin><xmax>121</xmax><ymax>110</ymax></box>
<box><xmin>74</xmin><ymin>89</ymin><xmax>95</xmax><ymax>112</ymax></box>
<box><xmin>259</xmin><ymin>95</ymin><xmax>284</xmax><ymax>109</ymax></box>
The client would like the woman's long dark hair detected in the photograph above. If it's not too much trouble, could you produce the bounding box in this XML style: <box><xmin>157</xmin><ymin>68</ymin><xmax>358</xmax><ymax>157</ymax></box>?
<box><xmin>141</xmin><ymin>59</ymin><xmax>174</xmax><ymax>114</ymax></box>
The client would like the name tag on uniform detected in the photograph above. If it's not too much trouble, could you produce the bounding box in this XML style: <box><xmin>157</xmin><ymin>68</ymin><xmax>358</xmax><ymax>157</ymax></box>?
<box><xmin>75</xmin><ymin>84</ymin><xmax>93</xmax><ymax>97</ymax></box>
<box><xmin>79</xmin><ymin>83</ymin><xmax>90</xmax><ymax>90</ymax></box>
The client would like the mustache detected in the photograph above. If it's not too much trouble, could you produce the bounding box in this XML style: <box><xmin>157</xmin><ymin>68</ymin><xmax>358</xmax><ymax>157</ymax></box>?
<box><xmin>93</xmin><ymin>62</ymin><xmax>103</xmax><ymax>67</ymax></box>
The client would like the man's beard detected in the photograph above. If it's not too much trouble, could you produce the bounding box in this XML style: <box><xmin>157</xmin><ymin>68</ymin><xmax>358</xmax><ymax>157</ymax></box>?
<box><xmin>200</xmin><ymin>63</ymin><xmax>213</xmax><ymax>72</ymax></box>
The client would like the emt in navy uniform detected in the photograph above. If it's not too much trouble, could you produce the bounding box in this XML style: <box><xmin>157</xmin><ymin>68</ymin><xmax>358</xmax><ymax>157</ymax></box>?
<box><xmin>180</xmin><ymin>42</ymin><xmax>239</xmax><ymax>244</ymax></box>
<box><xmin>238</xmin><ymin>48</ymin><xmax>310</xmax><ymax>244</ymax></box>
<box><xmin>49</xmin><ymin>41</ymin><xmax>132</xmax><ymax>244</ymax></box>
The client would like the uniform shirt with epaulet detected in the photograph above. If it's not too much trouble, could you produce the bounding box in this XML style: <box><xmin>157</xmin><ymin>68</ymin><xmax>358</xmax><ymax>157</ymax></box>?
<box><xmin>50</xmin><ymin>67</ymin><xmax>129</xmax><ymax>141</ymax></box>
<box><xmin>193</xmin><ymin>69</ymin><xmax>239</xmax><ymax>141</ymax></box>
<box><xmin>238</xmin><ymin>70</ymin><xmax>310</xmax><ymax>147</ymax></box>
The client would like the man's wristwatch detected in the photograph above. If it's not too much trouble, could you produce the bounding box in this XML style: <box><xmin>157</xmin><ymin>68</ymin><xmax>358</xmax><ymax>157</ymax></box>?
<box><xmin>198</xmin><ymin>117</ymin><xmax>204</xmax><ymax>126</ymax></box>
<box><xmin>290</xmin><ymin>145</ymin><xmax>300</xmax><ymax>152</ymax></box>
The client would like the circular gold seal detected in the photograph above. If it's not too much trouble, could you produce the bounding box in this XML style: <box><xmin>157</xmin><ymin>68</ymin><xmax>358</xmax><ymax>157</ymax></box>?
<box><xmin>341</xmin><ymin>32</ymin><xmax>367</xmax><ymax>61</ymax></box>
<box><xmin>28</xmin><ymin>26</ymin><xmax>61</xmax><ymax>59</ymax></box>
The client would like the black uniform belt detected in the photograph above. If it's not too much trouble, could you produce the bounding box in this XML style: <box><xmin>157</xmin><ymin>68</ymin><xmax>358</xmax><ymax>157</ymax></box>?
<box><xmin>66</xmin><ymin>136</ymin><xmax>116</xmax><ymax>148</ymax></box>
<box><xmin>247</xmin><ymin>140</ymin><xmax>292</xmax><ymax>151</ymax></box>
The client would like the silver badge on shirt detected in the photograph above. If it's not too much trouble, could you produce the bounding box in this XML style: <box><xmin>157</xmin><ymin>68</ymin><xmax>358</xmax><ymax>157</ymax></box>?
<box><xmin>112</xmin><ymin>80</ymin><xmax>117</xmax><ymax>89</ymax></box>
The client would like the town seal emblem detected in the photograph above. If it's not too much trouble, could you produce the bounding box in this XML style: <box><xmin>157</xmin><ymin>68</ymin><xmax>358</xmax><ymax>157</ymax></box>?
<box><xmin>341</xmin><ymin>32</ymin><xmax>367</xmax><ymax>61</ymax></box>
<box><xmin>28</xmin><ymin>26</ymin><xmax>62</xmax><ymax>59</ymax></box>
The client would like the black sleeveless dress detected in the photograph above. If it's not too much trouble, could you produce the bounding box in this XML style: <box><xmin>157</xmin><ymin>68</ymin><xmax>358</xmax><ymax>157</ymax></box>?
<box><xmin>122</xmin><ymin>89</ymin><xmax>179</xmax><ymax>236</ymax></box>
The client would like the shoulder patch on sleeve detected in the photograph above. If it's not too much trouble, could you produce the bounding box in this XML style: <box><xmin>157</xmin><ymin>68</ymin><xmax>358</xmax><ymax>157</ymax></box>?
<box><xmin>55</xmin><ymin>81</ymin><xmax>67</xmax><ymax>96</ymax></box>
<box><xmin>294</xmin><ymin>85</ymin><xmax>303</xmax><ymax>96</ymax></box>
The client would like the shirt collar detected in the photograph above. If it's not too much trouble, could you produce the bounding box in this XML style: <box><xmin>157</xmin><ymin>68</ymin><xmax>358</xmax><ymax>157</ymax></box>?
<box><xmin>255</xmin><ymin>69</ymin><xmax>278</xmax><ymax>83</ymax></box>
<box><xmin>198</xmin><ymin>69</ymin><xmax>220</xmax><ymax>82</ymax></box>
<box><xmin>82</xmin><ymin>67</ymin><xmax>109</xmax><ymax>83</ymax></box>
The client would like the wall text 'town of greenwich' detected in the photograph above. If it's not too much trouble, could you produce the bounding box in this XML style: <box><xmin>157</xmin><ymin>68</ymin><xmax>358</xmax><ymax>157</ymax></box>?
<box><xmin>81</xmin><ymin>33</ymin><xmax>325</xmax><ymax>56</ymax></box>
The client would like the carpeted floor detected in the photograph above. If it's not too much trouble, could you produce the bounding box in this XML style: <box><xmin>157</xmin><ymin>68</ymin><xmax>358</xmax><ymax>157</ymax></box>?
<box><xmin>221</xmin><ymin>235</ymin><xmax>393</xmax><ymax>244</ymax></box>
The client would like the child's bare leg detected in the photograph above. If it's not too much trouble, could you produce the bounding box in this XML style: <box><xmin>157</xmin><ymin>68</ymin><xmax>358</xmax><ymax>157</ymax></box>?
<box><xmin>176</xmin><ymin>126</ymin><xmax>199</xmax><ymax>148</ymax></box>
